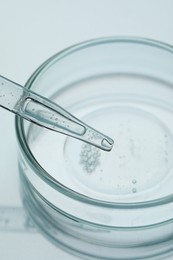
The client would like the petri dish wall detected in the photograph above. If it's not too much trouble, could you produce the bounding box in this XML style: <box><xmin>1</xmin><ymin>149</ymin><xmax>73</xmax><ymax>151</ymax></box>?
<box><xmin>16</xmin><ymin>37</ymin><xmax>173</xmax><ymax>259</ymax></box>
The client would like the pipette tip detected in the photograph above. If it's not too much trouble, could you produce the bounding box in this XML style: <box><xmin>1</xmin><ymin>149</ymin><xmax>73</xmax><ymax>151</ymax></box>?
<box><xmin>101</xmin><ymin>137</ymin><xmax>114</xmax><ymax>151</ymax></box>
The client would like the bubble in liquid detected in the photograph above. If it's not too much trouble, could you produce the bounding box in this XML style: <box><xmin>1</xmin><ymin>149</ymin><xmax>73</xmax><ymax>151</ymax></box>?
<box><xmin>80</xmin><ymin>143</ymin><xmax>101</xmax><ymax>174</ymax></box>
<box><xmin>132</xmin><ymin>179</ymin><xmax>137</xmax><ymax>184</ymax></box>
<box><xmin>132</xmin><ymin>188</ymin><xmax>137</xmax><ymax>193</ymax></box>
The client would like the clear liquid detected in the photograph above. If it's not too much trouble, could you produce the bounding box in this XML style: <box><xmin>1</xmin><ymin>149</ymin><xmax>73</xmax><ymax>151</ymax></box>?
<box><xmin>27</xmin><ymin>75</ymin><xmax>173</xmax><ymax>203</ymax></box>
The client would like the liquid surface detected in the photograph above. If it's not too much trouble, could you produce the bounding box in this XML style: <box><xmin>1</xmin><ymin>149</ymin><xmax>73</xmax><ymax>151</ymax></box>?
<box><xmin>27</xmin><ymin>75</ymin><xmax>173</xmax><ymax>203</ymax></box>
<box><xmin>65</xmin><ymin>107</ymin><xmax>173</xmax><ymax>196</ymax></box>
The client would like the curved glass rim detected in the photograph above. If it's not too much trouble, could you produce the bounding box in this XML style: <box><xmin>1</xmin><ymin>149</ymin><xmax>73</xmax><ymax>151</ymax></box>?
<box><xmin>15</xmin><ymin>36</ymin><xmax>173</xmax><ymax>209</ymax></box>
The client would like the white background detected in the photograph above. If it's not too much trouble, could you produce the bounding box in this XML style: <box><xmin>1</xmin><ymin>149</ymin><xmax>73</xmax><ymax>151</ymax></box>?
<box><xmin>0</xmin><ymin>0</ymin><xmax>173</xmax><ymax>259</ymax></box>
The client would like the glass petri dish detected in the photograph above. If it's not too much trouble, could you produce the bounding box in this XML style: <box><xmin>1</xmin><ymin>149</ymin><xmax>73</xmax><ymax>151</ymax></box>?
<box><xmin>16</xmin><ymin>37</ymin><xmax>173</xmax><ymax>259</ymax></box>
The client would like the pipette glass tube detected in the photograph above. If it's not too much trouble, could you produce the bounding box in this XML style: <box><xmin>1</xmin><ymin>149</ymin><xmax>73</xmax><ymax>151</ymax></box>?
<box><xmin>0</xmin><ymin>75</ymin><xmax>114</xmax><ymax>151</ymax></box>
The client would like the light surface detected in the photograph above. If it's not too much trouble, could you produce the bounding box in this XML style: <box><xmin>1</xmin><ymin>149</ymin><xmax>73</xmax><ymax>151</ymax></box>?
<box><xmin>0</xmin><ymin>0</ymin><xmax>173</xmax><ymax>259</ymax></box>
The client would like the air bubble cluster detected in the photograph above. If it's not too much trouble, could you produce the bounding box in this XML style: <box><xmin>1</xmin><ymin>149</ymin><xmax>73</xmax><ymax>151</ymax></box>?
<box><xmin>80</xmin><ymin>143</ymin><xmax>101</xmax><ymax>174</ymax></box>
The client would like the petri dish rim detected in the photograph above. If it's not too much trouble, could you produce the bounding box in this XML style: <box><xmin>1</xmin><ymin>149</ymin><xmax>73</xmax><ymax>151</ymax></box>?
<box><xmin>15</xmin><ymin>36</ymin><xmax>173</xmax><ymax>209</ymax></box>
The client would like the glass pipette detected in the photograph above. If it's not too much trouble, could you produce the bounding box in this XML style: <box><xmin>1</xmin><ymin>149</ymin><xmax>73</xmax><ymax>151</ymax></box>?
<box><xmin>0</xmin><ymin>75</ymin><xmax>114</xmax><ymax>151</ymax></box>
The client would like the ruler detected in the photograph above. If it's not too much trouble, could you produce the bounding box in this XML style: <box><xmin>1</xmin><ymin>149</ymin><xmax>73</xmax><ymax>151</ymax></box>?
<box><xmin>0</xmin><ymin>207</ymin><xmax>36</xmax><ymax>233</ymax></box>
